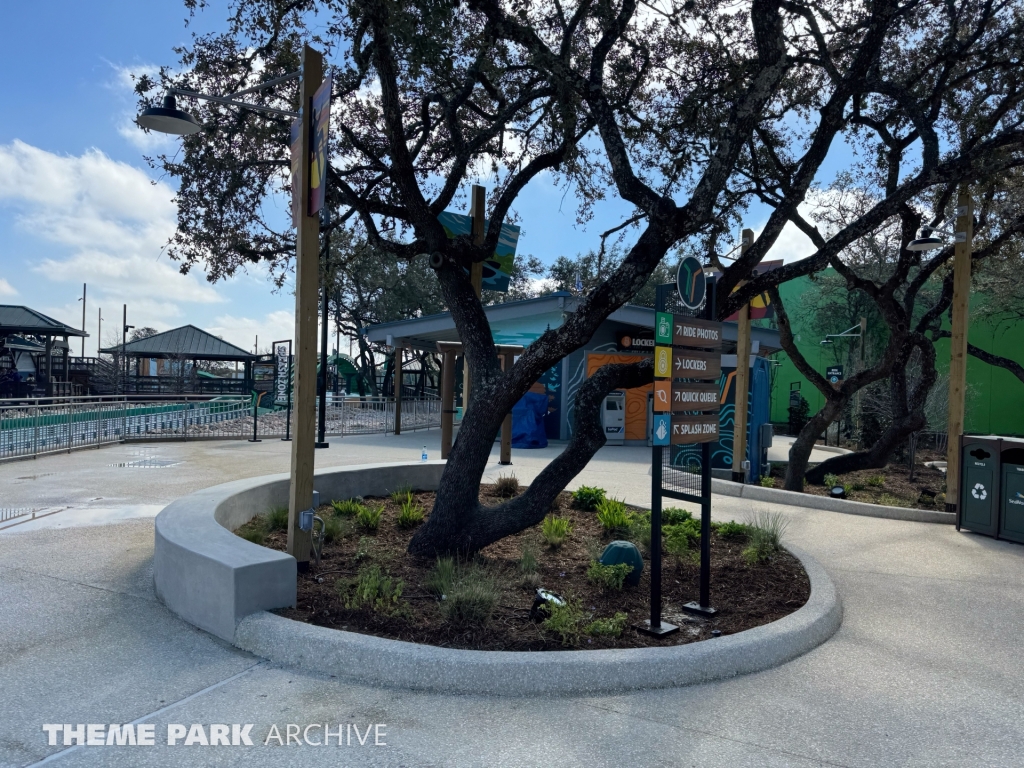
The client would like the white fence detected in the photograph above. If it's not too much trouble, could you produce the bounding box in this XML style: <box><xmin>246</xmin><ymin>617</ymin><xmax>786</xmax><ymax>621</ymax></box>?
<box><xmin>0</xmin><ymin>395</ymin><xmax>440</xmax><ymax>462</ymax></box>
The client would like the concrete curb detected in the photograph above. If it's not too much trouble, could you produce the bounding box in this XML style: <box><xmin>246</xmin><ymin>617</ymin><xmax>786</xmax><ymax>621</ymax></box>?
<box><xmin>232</xmin><ymin>546</ymin><xmax>841</xmax><ymax>696</ymax></box>
<box><xmin>712</xmin><ymin>478</ymin><xmax>955</xmax><ymax>524</ymax></box>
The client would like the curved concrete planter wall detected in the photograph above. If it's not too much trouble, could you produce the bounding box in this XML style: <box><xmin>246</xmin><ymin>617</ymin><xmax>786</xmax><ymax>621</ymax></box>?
<box><xmin>154</xmin><ymin>461</ymin><xmax>447</xmax><ymax>642</ymax></box>
<box><xmin>154</xmin><ymin>461</ymin><xmax>842</xmax><ymax>695</ymax></box>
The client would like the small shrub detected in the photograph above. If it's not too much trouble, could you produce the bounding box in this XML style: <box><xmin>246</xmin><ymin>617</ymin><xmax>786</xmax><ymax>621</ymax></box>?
<box><xmin>425</xmin><ymin>556</ymin><xmax>457</xmax><ymax>597</ymax></box>
<box><xmin>823</xmin><ymin>473</ymin><xmax>841</xmax><ymax>488</ymax></box>
<box><xmin>743</xmin><ymin>509</ymin><xmax>788</xmax><ymax>564</ymax></box>
<box><xmin>713</xmin><ymin>520</ymin><xmax>750</xmax><ymax>540</ymax></box>
<box><xmin>586</xmin><ymin>612</ymin><xmax>629</xmax><ymax>638</ymax></box>
<box><xmin>494</xmin><ymin>473</ymin><xmax>520</xmax><ymax>498</ymax></box>
<box><xmin>842</xmin><ymin>483</ymin><xmax>854</xmax><ymax>497</ymax></box>
<box><xmin>572</xmin><ymin>485</ymin><xmax>607</xmax><ymax>511</ymax></box>
<box><xmin>596</xmin><ymin>497</ymin><xmax>633</xmax><ymax>534</ymax></box>
<box><xmin>759</xmin><ymin>475</ymin><xmax>776</xmax><ymax>488</ymax></box>
<box><xmin>662</xmin><ymin>507</ymin><xmax>693</xmax><ymax>525</ymax></box>
<box><xmin>331</xmin><ymin>498</ymin><xmax>364</xmax><ymax>517</ymax></box>
<box><xmin>356</xmin><ymin>503</ymin><xmax>383</xmax><ymax>531</ymax></box>
<box><xmin>851</xmin><ymin>482</ymin><xmax>866</xmax><ymax>492</ymax></box>
<box><xmin>542</xmin><ymin>595</ymin><xmax>586</xmax><ymax>646</ymax></box>
<box><xmin>541</xmin><ymin>514</ymin><xmax>573</xmax><ymax>547</ymax></box>
<box><xmin>663</xmin><ymin>524</ymin><xmax>698</xmax><ymax>559</ymax></box>
<box><xmin>866</xmin><ymin>475</ymin><xmax>885</xmax><ymax>488</ymax></box>
<box><xmin>266</xmin><ymin>505</ymin><xmax>289</xmax><ymax>532</ymax></box>
<box><xmin>879</xmin><ymin>492</ymin><xmax>911</xmax><ymax>508</ymax></box>
<box><xmin>240</xmin><ymin>527</ymin><xmax>266</xmax><ymax>545</ymax></box>
<box><xmin>396</xmin><ymin>498</ymin><xmax>425</xmax><ymax>529</ymax></box>
<box><xmin>631</xmin><ymin>518</ymin><xmax>652</xmax><ymax>552</ymax></box>
<box><xmin>389</xmin><ymin>485</ymin><xmax>413</xmax><ymax>504</ymax></box>
<box><xmin>586</xmin><ymin>561</ymin><xmax>633</xmax><ymax>590</ymax></box>
<box><xmin>340</xmin><ymin>564</ymin><xmax>403</xmax><ymax>612</ymax></box>
<box><xmin>665</xmin><ymin>519</ymin><xmax>701</xmax><ymax>547</ymax></box>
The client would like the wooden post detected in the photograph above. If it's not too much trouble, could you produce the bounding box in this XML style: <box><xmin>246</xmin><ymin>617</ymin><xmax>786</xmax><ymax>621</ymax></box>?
<box><xmin>731</xmin><ymin>228</ymin><xmax>754</xmax><ymax>483</ymax></box>
<box><xmin>393</xmin><ymin>345</ymin><xmax>403</xmax><ymax>435</ymax></box>
<box><xmin>286</xmin><ymin>44</ymin><xmax>324</xmax><ymax>568</ymax></box>
<box><xmin>945</xmin><ymin>187</ymin><xmax>973</xmax><ymax>514</ymax></box>
<box><xmin>439</xmin><ymin>344</ymin><xmax>457</xmax><ymax>459</ymax></box>
<box><xmin>462</xmin><ymin>185</ymin><xmax>485</xmax><ymax>418</ymax></box>
<box><xmin>500</xmin><ymin>350</ymin><xmax>513</xmax><ymax>465</ymax></box>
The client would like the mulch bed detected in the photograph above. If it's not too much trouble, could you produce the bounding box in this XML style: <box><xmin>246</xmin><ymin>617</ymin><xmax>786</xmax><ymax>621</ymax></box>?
<box><xmin>769</xmin><ymin>450</ymin><xmax>947</xmax><ymax>510</ymax></box>
<box><xmin>237</xmin><ymin>485</ymin><xmax>810</xmax><ymax>652</ymax></box>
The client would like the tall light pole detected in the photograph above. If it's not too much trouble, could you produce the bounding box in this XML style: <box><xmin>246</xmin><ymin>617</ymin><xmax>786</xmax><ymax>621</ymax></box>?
<box><xmin>908</xmin><ymin>186</ymin><xmax>973</xmax><ymax>514</ymax></box>
<box><xmin>78</xmin><ymin>283</ymin><xmax>86</xmax><ymax>356</ymax></box>
<box><xmin>731</xmin><ymin>228</ymin><xmax>754</xmax><ymax>483</ymax></box>
<box><xmin>136</xmin><ymin>44</ymin><xmax>328</xmax><ymax>569</ymax></box>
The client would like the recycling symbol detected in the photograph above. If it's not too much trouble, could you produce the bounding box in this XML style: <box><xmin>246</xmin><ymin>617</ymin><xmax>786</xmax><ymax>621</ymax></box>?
<box><xmin>971</xmin><ymin>483</ymin><xmax>987</xmax><ymax>500</ymax></box>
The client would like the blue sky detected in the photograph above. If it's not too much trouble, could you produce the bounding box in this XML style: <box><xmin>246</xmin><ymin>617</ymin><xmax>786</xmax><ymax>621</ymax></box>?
<box><xmin>0</xmin><ymin>1</ymin><xmax>820</xmax><ymax>358</ymax></box>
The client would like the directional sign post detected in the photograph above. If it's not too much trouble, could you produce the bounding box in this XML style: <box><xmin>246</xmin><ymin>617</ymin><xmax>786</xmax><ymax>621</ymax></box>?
<box><xmin>643</xmin><ymin>278</ymin><xmax>722</xmax><ymax>637</ymax></box>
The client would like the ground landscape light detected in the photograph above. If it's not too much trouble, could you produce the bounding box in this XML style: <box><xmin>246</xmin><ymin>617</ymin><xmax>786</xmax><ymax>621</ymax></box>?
<box><xmin>137</xmin><ymin>94</ymin><xmax>201</xmax><ymax>136</ymax></box>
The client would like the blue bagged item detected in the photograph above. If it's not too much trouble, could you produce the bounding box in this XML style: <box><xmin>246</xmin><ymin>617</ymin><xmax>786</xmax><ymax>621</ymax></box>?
<box><xmin>511</xmin><ymin>391</ymin><xmax>548</xmax><ymax>448</ymax></box>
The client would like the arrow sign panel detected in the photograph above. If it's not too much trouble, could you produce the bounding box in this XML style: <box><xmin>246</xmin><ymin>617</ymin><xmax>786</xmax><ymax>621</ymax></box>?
<box><xmin>671</xmin><ymin>414</ymin><xmax>720</xmax><ymax>444</ymax></box>
<box><xmin>672</xmin><ymin>350</ymin><xmax>721</xmax><ymax>380</ymax></box>
<box><xmin>671</xmin><ymin>383</ymin><xmax>720</xmax><ymax>412</ymax></box>
<box><xmin>673</xmin><ymin>317</ymin><xmax>723</xmax><ymax>350</ymax></box>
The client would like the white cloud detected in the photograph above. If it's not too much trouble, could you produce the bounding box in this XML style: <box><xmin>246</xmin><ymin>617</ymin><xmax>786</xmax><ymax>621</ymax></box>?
<box><xmin>0</xmin><ymin>278</ymin><xmax>16</xmax><ymax>297</ymax></box>
<box><xmin>0</xmin><ymin>140</ymin><xmax>226</xmax><ymax>352</ymax></box>
<box><xmin>206</xmin><ymin>310</ymin><xmax>296</xmax><ymax>354</ymax></box>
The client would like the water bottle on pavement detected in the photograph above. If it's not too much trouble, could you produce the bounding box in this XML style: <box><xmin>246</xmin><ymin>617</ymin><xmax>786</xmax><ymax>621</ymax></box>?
<box><xmin>421</xmin><ymin>446</ymin><xmax>428</xmax><ymax>462</ymax></box>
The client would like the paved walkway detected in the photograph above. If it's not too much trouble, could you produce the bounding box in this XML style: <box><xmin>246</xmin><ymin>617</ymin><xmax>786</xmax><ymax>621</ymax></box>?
<box><xmin>1</xmin><ymin>431</ymin><xmax>1023</xmax><ymax>766</ymax></box>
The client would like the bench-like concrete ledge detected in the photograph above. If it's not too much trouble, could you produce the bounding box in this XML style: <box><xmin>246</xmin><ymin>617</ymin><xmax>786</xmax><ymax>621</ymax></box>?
<box><xmin>233</xmin><ymin>545</ymin><xmax>840</xmax><ymax>696</ymax></box>
<box><xmin>154</xmin><ymin>461</ymin><xmax>447</xmax><ymax>642</ymax></box>
<box><xmin>712</xmin><ymin>478</ymin><xmax>956</xmax><ymax>524</ymax></box>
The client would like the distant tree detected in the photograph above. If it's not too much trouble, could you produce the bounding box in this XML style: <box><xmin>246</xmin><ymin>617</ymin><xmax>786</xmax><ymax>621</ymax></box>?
<box><xmin>129</xmin><ymin>327</ymin><xmax>159</xmax><ymax>342</ymax></box>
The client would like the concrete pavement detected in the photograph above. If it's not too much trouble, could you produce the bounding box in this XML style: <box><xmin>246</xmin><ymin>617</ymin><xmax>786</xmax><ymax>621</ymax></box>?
<box><xmin>2</xmin><ymin>430</ymin><xmax>1024</xmax><ymax>766</ymax></box>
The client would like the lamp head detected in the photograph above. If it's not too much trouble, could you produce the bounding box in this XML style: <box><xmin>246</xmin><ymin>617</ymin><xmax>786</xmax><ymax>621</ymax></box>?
<box><xmin>907</xmin><ymin>225</ymin><xmax>944</xmax><ymax>252</ymax></box>
<box><xmin>137</xmin><ymin>94</ymin><xmax>201</xmax><ymax>136</ymax></box>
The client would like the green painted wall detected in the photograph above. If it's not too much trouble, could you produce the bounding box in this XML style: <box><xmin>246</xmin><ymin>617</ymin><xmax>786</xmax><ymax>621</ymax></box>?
<box><xmin>767</xmin><ymin>273</ymin><xmax>1024</xmax><ymax>436</ymax></box>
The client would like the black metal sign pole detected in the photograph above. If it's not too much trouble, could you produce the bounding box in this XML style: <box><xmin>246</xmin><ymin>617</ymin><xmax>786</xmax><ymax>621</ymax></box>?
<box><xmin>642</xmin><ymin>283</ymin><xmax>677</xmax><ymax>636</ymax></box>
<box><xmin>685</xmin><ymin>276</ymin><xmax>717</xmax><ymax>616</ymax></box>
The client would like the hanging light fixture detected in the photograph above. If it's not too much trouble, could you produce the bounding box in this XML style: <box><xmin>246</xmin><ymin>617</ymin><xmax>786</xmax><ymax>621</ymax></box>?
<box><xmin>907</xmin><ymin>225</ymin><xmax>945</xmax><ymax>252</ymax></box>
<box><xmin>136</xmin><ymin>94</ymin><xmax>202</xmax><ymax>135</ymax></box>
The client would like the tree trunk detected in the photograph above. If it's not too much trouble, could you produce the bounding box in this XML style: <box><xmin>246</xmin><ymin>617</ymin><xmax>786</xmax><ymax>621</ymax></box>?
<box><xmin>784</xmin><ymin>397</ymin><xmax>846</xmax><ymax>490</ymax></box>
<box><xmin>408</xmin><ymin>360</ymin><xmax>652</xmax><ymax>557</ymax></box>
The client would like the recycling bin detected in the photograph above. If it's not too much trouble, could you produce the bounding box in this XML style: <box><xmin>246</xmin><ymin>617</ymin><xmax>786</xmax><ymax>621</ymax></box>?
<box><xmin>958</xmin><ymin>436</ymin><xmax>1001</xmax><ymax>536</ymax></box>
<box><xmin>998</xmin><ymin>440</ymin><xmax>1024</xmax><ymax>544</ymax></box>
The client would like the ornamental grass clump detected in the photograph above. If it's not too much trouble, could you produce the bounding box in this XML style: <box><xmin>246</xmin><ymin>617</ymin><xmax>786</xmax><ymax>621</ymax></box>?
<box><xmin>541</xmin><ymin>514</ymin><xmax>572</xmax><ymax>547</ymax></box>
<box><xmin>595</xmin><ymin>497</ymin><xmax>633</xmax><ymax>535</ymax></box>
<box><xmin>494</xmin><ymin>473</ymin><xmax>520</xmax><ymax>498</ymax></box>
<box><xmin>396</xmin><ymin>497</ymin><xmax>425</xmax><ymax>528</ymax></box>
<box><xmin>331</xmin><ymin>498</ymin><xmax>364</xmax><ymax>517</ymax></box>
<box><xmin>356</xmin><ymin>503</ymin><xmax>383</xmax><ymax>531</ymax></box>
<box><xmin>425</xmin><ymin>558</ymin><xmax>499</xmax><ymax>627</ymax></box>
<box><xmin>743</xmin><ymin>509</ymin><xmax>789</xmax><ymax>565</ymax></box>
<box><xmin>266</xmin><ymin>505</ymin><xmax>289</xmax><ymax>532</ymax></box>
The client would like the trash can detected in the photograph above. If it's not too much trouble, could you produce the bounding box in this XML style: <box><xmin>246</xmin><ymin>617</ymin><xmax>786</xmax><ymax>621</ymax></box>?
<box><xmin>998</xmin><ymin>440</ymin><xmax>1024</xmax><ymax>544</ymax></box>
<box><xmin>959</xmin><ymin>437</ymin><xmax>1001</xmax><ymax>536</ymax></box>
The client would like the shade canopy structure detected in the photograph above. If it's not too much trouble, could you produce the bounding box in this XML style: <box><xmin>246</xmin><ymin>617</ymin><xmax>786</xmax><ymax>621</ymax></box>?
<box><xmin>0</xmin><ymin>305</ymin><xmax>87</xmax><ymax>339</ymax></box>
<box><xmin>100</xmin><ymin>325</ymin><xmax>255</xmax><ymax>361</ymax></box>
